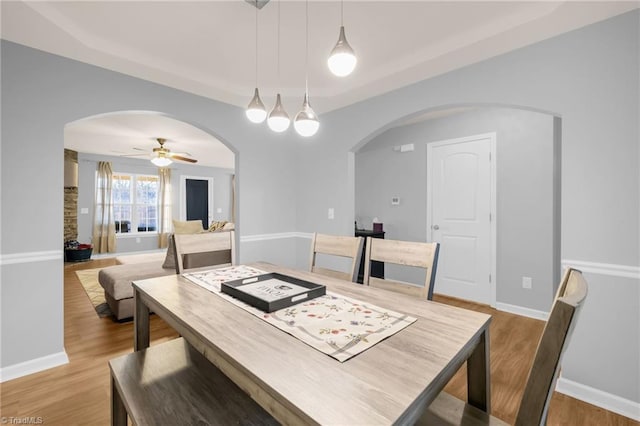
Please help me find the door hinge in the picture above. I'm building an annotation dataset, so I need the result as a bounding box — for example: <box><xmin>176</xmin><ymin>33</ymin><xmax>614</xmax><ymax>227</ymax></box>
<box><xmin>489</xmin><ymin>213</ymin><xmax>492</xmax><ymax>222</ymax></box>
<box><xmin>489</xmin><ymin>274</ymin><xmax>492</xmax><ymax>283</ymax></box>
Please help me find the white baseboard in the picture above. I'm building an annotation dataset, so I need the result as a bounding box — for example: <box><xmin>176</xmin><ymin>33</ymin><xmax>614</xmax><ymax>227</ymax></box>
<box><xmin>556</xmin><ymin>377</ymin><xmax>640</xmax><ymax>421</ymax></box>
<box><xmin>0</xmin><ymin>351</ymin><xmax>69</xmax><ymax>383</ymax></box>
<box><xmin>495</xmin><ymin>302</ymin><xmax>548</xmax><ymax>321</ymax></box>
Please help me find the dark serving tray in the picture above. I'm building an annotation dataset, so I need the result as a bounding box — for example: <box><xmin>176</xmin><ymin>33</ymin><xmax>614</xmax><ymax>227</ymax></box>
<box><xmin>221</xmin><ymin>273</ymin><xmax>326</xmax><ymax>313</ymax></box>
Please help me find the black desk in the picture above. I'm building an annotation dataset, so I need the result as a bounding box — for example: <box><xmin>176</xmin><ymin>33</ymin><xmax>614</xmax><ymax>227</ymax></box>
<box><xmin>355</xmin><ymin>229</ymin><xmax>385</xmax><ymax>283</ymax></box>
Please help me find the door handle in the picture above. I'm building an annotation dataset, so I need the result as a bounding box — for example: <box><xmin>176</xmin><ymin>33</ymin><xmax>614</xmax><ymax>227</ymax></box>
<box><xmin>432</xmin><ymin>225</ymin><xmax>440</xmax><ymax>230</ymax></box>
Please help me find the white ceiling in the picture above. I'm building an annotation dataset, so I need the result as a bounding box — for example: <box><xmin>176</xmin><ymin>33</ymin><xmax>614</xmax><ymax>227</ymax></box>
<box><xmin>65</xmin><ymin>112</ymin><xmax>235</xmax><ymax>169</ymax></box>
<box><xmin>3</xmin><ymin>1</ymin><xmax>638</xmax><ymax>164</ymax></box>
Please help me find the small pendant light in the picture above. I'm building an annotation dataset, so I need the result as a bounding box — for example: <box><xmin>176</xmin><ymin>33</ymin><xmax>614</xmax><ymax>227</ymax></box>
<box><xmin>246</xmin><ymin>0</ymin><xmax>267</xmax><ymax>123</ymax></box>
<box><xmin>268</xmin><ymin>0</ymin><xmax>290</xmax><ymax>132</ymax></box>
<box><xmin>268</xmin><ymin>94</ymin><xmax>290</xmax><ymax>132</ymax></box>
<box><xmin>294</xmin><ymin>0</ymin><xmax>319</xmax><ymax>137</ymax></box>
<box><xmin>328</xmin><ymin>0</ymin><xmax>356</xmax><ymax>77</ymax></box>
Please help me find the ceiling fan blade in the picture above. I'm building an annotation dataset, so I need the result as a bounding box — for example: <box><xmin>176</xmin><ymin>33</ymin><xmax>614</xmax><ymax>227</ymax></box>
<box><xmin>120</xmin><ymin>153</ymin><xmax>149</xmax><ymax>157</ymax></box>
<box><xmin>170</xmin><ymin>154</ymin><xmax>198</xmax><ymax>163</ymax></box>
<box><xmin>132</xmin><ymin>147</ymin><xmax>147</xmax><ymax>152</ymax></box>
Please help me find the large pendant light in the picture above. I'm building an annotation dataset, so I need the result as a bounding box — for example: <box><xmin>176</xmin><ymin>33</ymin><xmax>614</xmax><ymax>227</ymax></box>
<box><xmin>267</xmin><ymin>0</ymin><xmax>290</xmax><ymax>132</ymax></box>
<box><xmin>294</xmin><ymin>0</ymin><xmax>319</xmax><ymax>137</ymax></box>
<box><xmin>328</xmin><ymin>0</ymin><xmax>356</xmax><ymax>77</ymax></box>
<box><xmin>246</xmin><ymin>0</ymin><xmax>267</xmax><ymax>123</ymax></box>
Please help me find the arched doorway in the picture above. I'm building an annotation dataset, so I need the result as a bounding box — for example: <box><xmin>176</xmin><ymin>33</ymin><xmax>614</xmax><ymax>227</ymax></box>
<box><xmin>64</xmin><ymin>110</ymin><xmax>237</xmax><ymax>256</ymax></box>
<box><xmin>352</xmin><ymin>104</ymin><xmax>561</xmax><ymax>312</ymax></box>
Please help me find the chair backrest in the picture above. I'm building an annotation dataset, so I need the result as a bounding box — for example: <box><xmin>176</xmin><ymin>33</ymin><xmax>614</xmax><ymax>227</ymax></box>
<box><xmin>309</xmin><ymin>233</ymin><xmax>364</xmax><ymax>282</ymax></box>
<box><xmin>173</xmin><ymin>230</ymin><xmax>235</xmax><ymax>274</ymax></box>
<box><xmin>515</xmin><ymin>268</ymin><xmax>588</xmax><ymax>426</ymax></box>
<box><xmin>363</xmin><ymin>237</ymin><xmax>440</xmax><ymax>300</ymax></box>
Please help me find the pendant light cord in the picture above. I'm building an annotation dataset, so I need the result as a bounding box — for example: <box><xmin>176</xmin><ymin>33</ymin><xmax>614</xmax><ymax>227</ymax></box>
<box><xmin>254</xmin><ymin>0</ymin><xmax>258</xmax><ymax>87</ymax></box>
<box><xmin>305</xmin><ymin>0</ymin><xmax>309</xmax><ymax>95</ymax></box>
<box><xmin>277</xmin><ymin>0</ymin><xmax>281</xmax><ymax>86</ymax></box>
<box><xmin>340</xmin><ymin>0</ymin><xmax>344</xmax><ymax>26</ymax></box>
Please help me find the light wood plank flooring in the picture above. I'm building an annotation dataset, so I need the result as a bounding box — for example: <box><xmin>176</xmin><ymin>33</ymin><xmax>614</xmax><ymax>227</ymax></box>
<box><xmin>0</xmin><ymin>259</ymin><xmax>637</xmax><ymax>425</ymax></box>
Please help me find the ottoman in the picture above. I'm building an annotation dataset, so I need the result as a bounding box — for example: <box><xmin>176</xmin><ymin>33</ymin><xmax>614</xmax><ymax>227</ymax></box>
<box><xmin>99</xmin><ymin>260</ymin><xmax>174</xmax><ymax>320</ymax></box>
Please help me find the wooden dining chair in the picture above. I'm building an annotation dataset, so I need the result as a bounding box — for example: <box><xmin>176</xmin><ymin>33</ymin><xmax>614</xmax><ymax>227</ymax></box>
<box><xmin>309</xmin><ymin>233</ymin><xmax>364</xmax><ymax>282</ymax></box>
<box><xmin>363</xmin><ymin>237</ymin><xmax>440</xmax><ymax>300</ymax></box>
<box><xmin>173</xmin><ymin>230</ymin><xmax>235</xmax><ymax>274</ymax></box>
<box><xmin>418</xmin><ymin>267</ymin><xmax>589</xmax><ymax>426</ymax></box>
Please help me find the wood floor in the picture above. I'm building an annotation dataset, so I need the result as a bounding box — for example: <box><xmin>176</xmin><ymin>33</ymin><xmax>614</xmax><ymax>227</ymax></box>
<box><xmin>0</xmin><ymin>259</ymin><xmax>637</xmax><ymax>425</ymax></box>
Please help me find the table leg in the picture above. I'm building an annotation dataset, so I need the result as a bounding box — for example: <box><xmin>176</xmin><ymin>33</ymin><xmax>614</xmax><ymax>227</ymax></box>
<box><xmin>467</xmin><ymin>327</ymin><xmax>491</xmax><ymax>413</ymax></box>
<box><xmin>111</xmin><ymin>375</ymin><xmax>127</xmax><ymax>426</ymax></box>
<box><xmin>134</xmin><ymin>288</ymin><xmax>150</xmax><ymax>351</ymax></box>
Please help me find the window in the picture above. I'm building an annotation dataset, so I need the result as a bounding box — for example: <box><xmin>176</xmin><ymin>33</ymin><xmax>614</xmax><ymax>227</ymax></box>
<box><xmin>112</xmin><ymin>173</ymin><xmax>159</xmax><ymax>234</ymax></box>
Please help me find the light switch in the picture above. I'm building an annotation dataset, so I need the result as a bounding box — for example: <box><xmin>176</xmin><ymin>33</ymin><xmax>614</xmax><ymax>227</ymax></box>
<box><xmin>216</xmin><ymin>208</ymin><xmax>222</xmax><ymax>213</ymax></box>
<box><xmin>328</xmin><ymin>208</ymin><xmax>335</xmax><ymax>220</ymax></box>
<box><xmin>80</xmin><ymin>207</ymin><xmax>89</xmax><ymax>214</ymax></box>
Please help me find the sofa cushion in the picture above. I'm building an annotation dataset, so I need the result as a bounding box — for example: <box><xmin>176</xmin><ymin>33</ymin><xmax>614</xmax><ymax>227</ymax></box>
<box><xmin>207</xmin><ymin>220</ymin><xmax>228</xmax><ymax>232</ymax></box>
<box><xmin>173</xmin><ymin>219</ymin><xmax>204</xmax><ymax>234</ymax></box>
<box><xmin>99</xmin><ymin>262</ymin><xmax>174</xmax><ymax>300</ymax></box>
<box><xmin>116</xmin><ymin>251</ymin><xmax>167</xmax><ymax>265</ymax></box>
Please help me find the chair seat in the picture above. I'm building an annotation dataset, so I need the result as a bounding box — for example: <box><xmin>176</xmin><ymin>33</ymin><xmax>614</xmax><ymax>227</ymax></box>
<box><xmin>418</xmin><ymin>392</ymin><xmax>509</xmax><ymax>426</ymax></box>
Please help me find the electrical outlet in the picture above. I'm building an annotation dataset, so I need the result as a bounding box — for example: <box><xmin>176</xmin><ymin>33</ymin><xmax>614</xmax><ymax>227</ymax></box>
<box><xmin>136</xmin><ymin>237</ymin><xmax>141</xmax><ymax>243</ymax></box>
<box><xmin>522</xmin><ymin>276</ymin><xmax>532</xmax><ymax>289</ymax></box>
<box><xmin>328</xmin><ymin>208</ymin><xmax>335</xmax><ymax>220</ymax></box>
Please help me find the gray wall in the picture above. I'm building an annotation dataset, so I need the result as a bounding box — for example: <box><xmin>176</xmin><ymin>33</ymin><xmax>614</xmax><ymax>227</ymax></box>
<box><xmin>76</xmin><ymin>152</ymin><xmax>234</xmax><ymax>253</ymax></box>
<box><xmin>0</xmin><ymin>39</ymin><xmax>299</xmax><ymax>370</ymax></box>
<box><xmin>294</xmin><ymin>11</ymin><xmax>639</xmax><ymax>407</ymax></box>
<box><xmin>355</xmin><ymin>107</ymin><xmax>556</xmax><ymax>312</ymax></box>
<box><xmin>1</xmin><ymin>8</ymin><xmax>638</xmax><ymax>414</ymax></box>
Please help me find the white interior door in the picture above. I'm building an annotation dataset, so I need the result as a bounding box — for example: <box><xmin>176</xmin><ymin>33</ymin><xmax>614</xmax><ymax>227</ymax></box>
<box><xmin>427</xmin><ymin>133</ymin><xmax>496</xmax><ymax>305</ymax></box>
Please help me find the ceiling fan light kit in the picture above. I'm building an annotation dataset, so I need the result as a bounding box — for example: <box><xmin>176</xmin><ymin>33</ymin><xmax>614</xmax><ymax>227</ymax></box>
<box><xmin>151</xmin><ymin>155</ymin><xmax>173</xmax><ymax>167</ymax></box>
<box><xmin>245</xmin><ymin>0</ymin><xmax>356</xmax><ymax>136</ymax></box>
<box><xmin>141</xmin><ymin>138</ymin><xmax>197</xmax><ymax>167</ymax></box>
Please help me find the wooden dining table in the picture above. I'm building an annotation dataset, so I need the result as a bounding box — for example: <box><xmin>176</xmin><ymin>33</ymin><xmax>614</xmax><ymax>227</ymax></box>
<box><xmin>132</xmin><ymin>262</ymin><xmax>492</xmax><ymax>425</ymax></box>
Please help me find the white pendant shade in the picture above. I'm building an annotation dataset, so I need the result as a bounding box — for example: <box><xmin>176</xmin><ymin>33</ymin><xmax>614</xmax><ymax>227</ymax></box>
<box><xmin>151</xmin><ymin>156</ymin><xmax>172</xmax><ymax>167</ymax></box>
<box><xmin>328</xmin><ymin>26</ymin><xmax>357</xmax><ymax>77</ymax></box>
<box><xmin>246</xmin><ymin>88</ymin><xmax>267</xmax><ymax>123</ymax></box>
<box><xmin>294</xmin><ymin>94</ymin><xmax>319</xmax><ymax>137</ymax></box>
<box><xmin>267</xmin><ymin>93</ymin><xmax>290</xmax><ymax>132</ymax></box>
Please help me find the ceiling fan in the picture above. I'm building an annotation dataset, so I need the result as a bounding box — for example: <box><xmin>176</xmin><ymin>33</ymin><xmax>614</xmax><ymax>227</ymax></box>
<box><xmin>127</xmin><ymin>138</ymin><xmax>198</xmax><ymax>167</ymax></box>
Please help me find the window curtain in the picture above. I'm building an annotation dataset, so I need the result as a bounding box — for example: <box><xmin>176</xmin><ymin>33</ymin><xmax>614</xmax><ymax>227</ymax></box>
<box><xmin>158</xmin><ymin>167</ymin><xmax>172</xmax><ymax>248</ymax></box>
<box><xmin>92</xmin><ymin>161</ymin><xmax>116</xmax><ymax>253</ymax></box>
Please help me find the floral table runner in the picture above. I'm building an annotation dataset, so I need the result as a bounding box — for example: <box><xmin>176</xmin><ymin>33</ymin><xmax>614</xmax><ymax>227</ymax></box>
<box><xmin>183</xmin><ymin>265</ymin><xmax>417</xmax><ymax>362</ymax></box>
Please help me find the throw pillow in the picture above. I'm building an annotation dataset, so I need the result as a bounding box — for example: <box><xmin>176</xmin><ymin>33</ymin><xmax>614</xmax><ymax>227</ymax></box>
<box><xmin>208</xmin><ymin>220</ymin><xmax>228</xmax><ymax>232</ymax></box>
<box><xmin>173</xmin><ymin>219</ymin><xmax>204</xmax><ymax>234</ymax></box>
<box><xmin>162</xmin><ymin>234</ymin><xmax>176</xmax><ymax>269</ymax></box>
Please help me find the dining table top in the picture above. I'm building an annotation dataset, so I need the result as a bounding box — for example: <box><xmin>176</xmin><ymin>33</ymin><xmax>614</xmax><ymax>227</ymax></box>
<box><xmin>132</xmin><ymin>261</ymin><xmax>492</xmax><ymax>425</ymax></box>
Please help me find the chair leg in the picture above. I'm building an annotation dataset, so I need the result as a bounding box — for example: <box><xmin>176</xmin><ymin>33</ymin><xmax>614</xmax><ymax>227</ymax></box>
<box><xmin>111</xmin><ymin>376</ymin><xmax>127</xmax><ymax>426</ymax></box>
